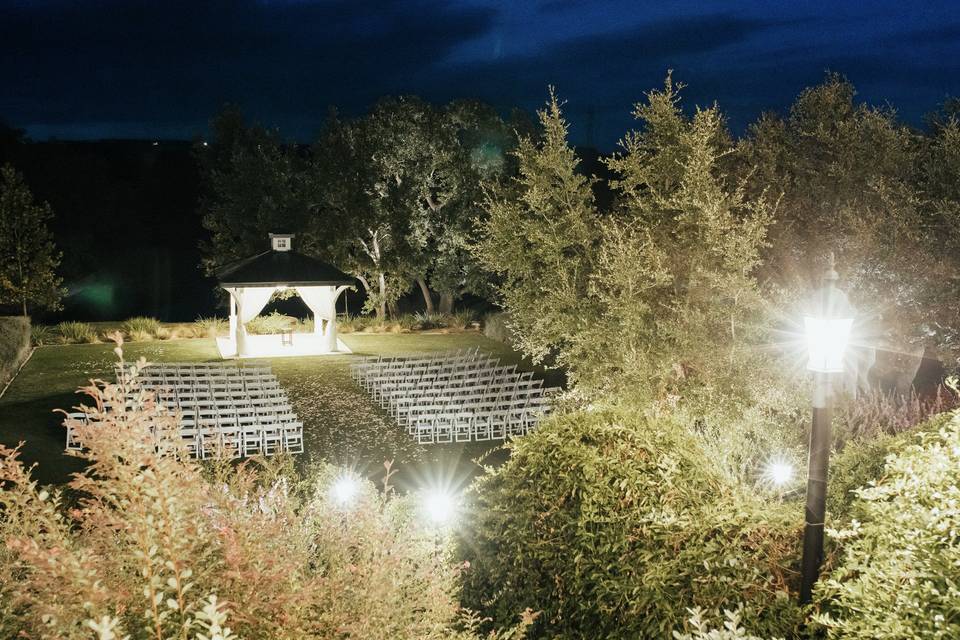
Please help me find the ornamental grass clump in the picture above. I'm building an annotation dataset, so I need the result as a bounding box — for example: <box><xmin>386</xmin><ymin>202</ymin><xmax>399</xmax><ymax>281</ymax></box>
<box><xmin>459</xmin><ymin>405</ymin><xmax>804</xmax><ymax>639</ymax></box>
<box><xmin>56</xmin><ymin>320</ymin><xmax>98</xmax><ymax>344</ymax></box>
<box><xmin>813</xmin><ymin>411</ymin><xmax>960</xmax><ymax>639</ymax></box>
<box><xmin>121</xmin><ymin>316</ymin><xmax>162</xmax><ymax>338</ymax></box>
<box><xmin>192</xmin><ymin>316</ymin><xmax>226</xmax><ymax>338</ymax></box>
<box><xmin>0</xmin><ymin>334</ymin><xmax>532</xmax><ymax>640</ymax></box>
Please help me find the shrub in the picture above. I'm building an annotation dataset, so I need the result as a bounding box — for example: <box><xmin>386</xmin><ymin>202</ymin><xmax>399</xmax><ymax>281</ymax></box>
<box><xmin>121</xmin><ymin>316</ymin><xmax>161</xmax><ymax>337</ymax></box>
<box><xmin>674</xmin><ymin>608</ymin><xmax>785</xmax><ymax>640</ymax></box>
<box><xmin>447</xmin><ymin>309</ymin><xmax>476</xmax><ymax>331</ymax></box>
<box><xmin>827</xmin><ymin>411</ymin><xmax>954</xmax><ymax>515</ymax></box>
<box><xmin>0</xmin><ymin>316</ymin><xmax>31</xmax><ymax>389</ymax></box>
<box><xmin>193</xmin><ymin>316</ymin><xmax>227</xmax><ymax>338</ymax></box>
<box><xmin>459</xmin><ymin>405</ymin><xmax>804</xmax><ymax>639</ymax></box>
<box><xmin>154</xmin><ymin>326</ymin><xmax>172</xmax><ymax>340</ymax></box>
<box><xmin>483</xmin><ymin>311</ymin><xmax>516</xmax><ymax>345</ymax></box>
<box><xmin>29</xmin><ymin>324</ymin><xmax>52</xmax><ymax>346</ymax></box>
<box><xmin>246</xmin><ymin>311</ymin><xmax>296</xmax><ymax>335</ymax></box>
<box><xmin>413</xmin><ymin>311</ymin><xmax>446</xmax><ymax>330</ymax></box>
<box><xmin>397</xmin><ymin>314</ymin><xmax>418</xmax><ymax>332</ymax></box>
<box><xmin>813</xmin><ymin>412</ymin><xmax>960</xmax><ymax>638</ymax></box>
<box><xmin>833</xmin><ymin>385</ymin><xmax>958</xmax><ymax>446</ymax></box>
<box><xmin>55</xmin><ymin>320</ymin><xmax>98</xmax><ymax>344</ymax></box>
<box><xmin>0</xmin><ymin>338</ymin><xmax>531</xmax><ymax>640</ymax></box>
<box><xmin>127</xmin><ymin>328</ymin><xmax>152</xmax><ymax>342</ymax></box>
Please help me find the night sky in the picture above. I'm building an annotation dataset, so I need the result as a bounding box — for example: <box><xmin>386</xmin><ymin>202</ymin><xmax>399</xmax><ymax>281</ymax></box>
<box><xmin>3</xmin><ymin>0</ymin><xmax>960</xmax><ymax>149</ymax></box>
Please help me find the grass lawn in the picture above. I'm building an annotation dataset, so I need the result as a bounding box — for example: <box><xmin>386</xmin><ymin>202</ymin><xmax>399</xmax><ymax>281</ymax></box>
<box><xmin>0</xmin><ymin>332</ymin><xmax>562</xmax><ymax>490</ymax></box>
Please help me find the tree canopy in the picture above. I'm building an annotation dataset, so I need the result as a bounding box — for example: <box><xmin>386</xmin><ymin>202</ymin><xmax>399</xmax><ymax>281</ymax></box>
<box><xmin>0</xmin><ymin>164</ymin><xmax>64</xmax><ymax>316</ymax></box>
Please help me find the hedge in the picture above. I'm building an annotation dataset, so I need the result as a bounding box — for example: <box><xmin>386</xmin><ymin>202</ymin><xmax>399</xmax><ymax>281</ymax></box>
<box><xmin>458</xmin><ymin>405</ymin><xmax>805</xmax><ymax>639</ymax></box>
<box><xmin>0</xmin><ymin>316</ymin><xmax>31</xmax><ymax>392</ymax></box>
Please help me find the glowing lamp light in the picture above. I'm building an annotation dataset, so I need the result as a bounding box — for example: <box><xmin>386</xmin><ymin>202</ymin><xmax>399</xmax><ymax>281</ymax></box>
<box><xmin>803</xmin><ymin>315</ymin><xmax>853</xmax><ymax>373</ymax></box>
<box><xmin>764</xmin><ymin>459</ymin><xmax>794</xmax><ymax>487</ymax></box>
<box><xmin>803</xmin><ymin>260</ymin><xmax>854</xmax><ymax>374</ymax></box>
<box><xmin>422</xmin><ymin>489</ymin><xmax>459</xmax><ymax>527</ymax></box>
<box><xmin>330</xmin><ymin>474</ymin><xmax>360</xmax><ymax>507</ymax></box>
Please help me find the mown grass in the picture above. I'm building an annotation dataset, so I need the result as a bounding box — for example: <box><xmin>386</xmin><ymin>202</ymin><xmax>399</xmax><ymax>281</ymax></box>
<box><xmin>0</xmin><ymin>333</ymin><xmax>561</xmax><ymax>489</ymax></box>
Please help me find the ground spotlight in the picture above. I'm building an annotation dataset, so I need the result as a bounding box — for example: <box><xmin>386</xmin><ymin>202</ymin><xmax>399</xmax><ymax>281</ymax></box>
<box><xmin>422</xmin><ymin>488</ymin><xmax>459</xmax><ymax>527</ymax></box>
<box><xmin>330</xmin><ymin>473</ymin><xmax>361</xmax><ymax>507</ymax></box>
<box><xmin>764</xmin><ymin>457</ymin><xmax>794</xmax><ymax>487</ymax></box>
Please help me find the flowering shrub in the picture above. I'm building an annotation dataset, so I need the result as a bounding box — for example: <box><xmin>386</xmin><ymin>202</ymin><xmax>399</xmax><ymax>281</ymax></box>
<box><xmin>813</xmin><ymin>412</ymin><xmax>960</xmax><ymax>639</ymax></box>
<box><xmin>0</xmin><ymin>335</ymin><xmax>531</xmax><ymax>639</ymax></box>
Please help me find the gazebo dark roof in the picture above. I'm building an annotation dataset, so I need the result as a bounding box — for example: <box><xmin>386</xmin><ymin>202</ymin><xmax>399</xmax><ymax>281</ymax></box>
<box><xmin>217</xmin><ymin>249</ymin><xmax>355</xmax><ymax>287</ymax></box>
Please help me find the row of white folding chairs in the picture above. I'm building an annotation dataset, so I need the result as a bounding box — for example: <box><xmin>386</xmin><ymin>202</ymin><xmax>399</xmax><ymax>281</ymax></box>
<box><xmin>391</xmin><ymin>389</ymin><xmax>543</xmax><ymax>426</ymax></box>
<box><xmin>65</xmin><ymin>410</ymin><xmax>303</xmax><ymax>458</ymax></box>
<box><xmin>371</xmin><ymin>366</ymin><xmax>516</xmax><ymax>405</ymax></box>
<box><xmin>357</xmin><ymin>353</ymin><xmax>493</xmax><ymax>383</ymax></box>
<box><xmin>351</xmin><ymin>349</ymin><xmax>483</xmax><ymax>384</ymax></box>
<box><xmin>410</xmin><ymin>402</ymin><xmax>551</xmax><ymax>444</ymax></box>
<box><xmin>367</xmin><ymin>359</ymin><xmax>505</xmax><ymax>392</ymax></box>
<box><xmin>397</xmin><ymin>390</ymin><xmax>550</xmax><ymax>428</ymax></box>
<box><xmin>150</xmin><ymin>384</ymin><xmax>285</xmax><ymax>403</ymax></box>
<box><xmin>389</xmin><ymin>380</ymin><xmax>545</xmax><ymax>423</ymax></box>
<box><xmin>378</xmin><ymin>368</ymin><xmax>534</xmax><ymax>401</ymax></box>
<box><xmin>178</xmin><ymin>420</ymin><xmax>303</xmax><ymax>458</ymax></box>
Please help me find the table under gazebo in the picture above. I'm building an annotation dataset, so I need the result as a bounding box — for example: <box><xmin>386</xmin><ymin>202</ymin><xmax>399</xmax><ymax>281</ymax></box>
<box><xmin>215</xmin><ymin>233</ymin><xmax>355</xmax><ymax>359</ymax></box>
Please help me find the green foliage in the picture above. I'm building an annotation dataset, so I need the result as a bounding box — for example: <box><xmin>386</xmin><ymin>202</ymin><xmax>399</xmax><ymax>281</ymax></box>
<box><xmin>476</xmin><ymin>88</ymin><xmax>599</xmax><ymax>367</ymax></box>
<box><xmin>413</xmin><ymin>310</ymin><xmax>446</xmax><ymax>330</ymax></box>
<box><xmin>478</xmin><ymin>78</ymin><xmax>774</xmax><ymax>402</ymax></box>
<box><xmin>245</xmin><ymin>310</ymin><xmax>298</xmax><ymax>335</ymax></box>
<box><xmin>0</xmin><ymin>315</ymin><xmax>30</xmax><ymax>389</ymax></box>
<box><xmin>121</xmin><ymin>316</ymin><xmax>161</xmax><ymax>338</ymax></box>
<box><xmin>55</xmin><ymin>320</ymin><xmax>98</xmax><ymax>344</ymax></box>
<box><xmin>813</xmin><ymin>412</ymin><xmax>960</xmax><ymax>638</ymax></box>
<box><xmin>0</xmin><ymin>344</ymin><xmax>531</xmax><ymax>640</ymax></box>
<box><xmin>28</xmin><ymin>323</ymin><xmax>52</xmax><ymax>346</ymax></box>
<box><xmin>674</xmin><ymin>608</ymin><xmax>785</xmax><ymax>640</ymax></box>
<box><xmin>193</xmin><ymin>316</ymin><xmax>227</xmax><ymax>338</ymax></box>
<box><xmin>0</xmin><ymin>164</ymin><xmax>64</xmax><ymax>316</ymax></box>
<box><xmin>197</xmin><ymin>108</ymin><xmax>311</xmax><ymax>275</ymax></box>
<box><xmin>482</xmin><ymin>311</ymin><xmax>516</xmax><ymax>346</ymax></box>
<box><xmin>743</xmin><ymin>73</ymin><xmax>960</xmax><ymax>360</ymax></box>
<box><xmin>827</xmin><ymin>412</ymin><xmax>954</xmax><ymax>515</ymax></box>
<box><xmin>460</xmin><ymin>405</ymin><xmax>804</xmax><ymax>639</ymax></box>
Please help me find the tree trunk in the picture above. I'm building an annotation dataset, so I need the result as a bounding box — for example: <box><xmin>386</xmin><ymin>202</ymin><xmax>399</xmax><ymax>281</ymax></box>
<box><xmin>21</xmin><ymin>297</ymin><xmax>27</xmax><ymax>317</ymax></box>
<box><xmin>377</xmin><ymin>272</ymin><xmax>387</xmax><ymax>320</ymax></box>
<box><xmin>438</xmin><ymin>292</ymin><xmax>454</xmax><ymax>314</ymax></box>
<box><xmin>416</xmin><ymin>278</ymin><xmax>435</xmax><ymax>314</ymax></box>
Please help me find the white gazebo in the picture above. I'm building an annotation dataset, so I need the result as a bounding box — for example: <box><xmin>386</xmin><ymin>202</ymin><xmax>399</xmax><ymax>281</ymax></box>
<box><xmin>216</xmin><ymin>233</ymin><xmax>355</xmax><ymax>359</ymax></box>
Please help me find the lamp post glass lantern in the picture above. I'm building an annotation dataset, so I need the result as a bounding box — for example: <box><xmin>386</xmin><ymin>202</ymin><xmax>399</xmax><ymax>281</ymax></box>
<box><xmin>799</xmin><ymin>256</ymin><xmax>854</xmax><ymax>604</ymax></box>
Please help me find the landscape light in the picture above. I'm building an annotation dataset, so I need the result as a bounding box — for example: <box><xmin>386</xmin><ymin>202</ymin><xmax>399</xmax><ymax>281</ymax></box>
<box><xmin>764</xmin><ymin>458</ymin><xmax>793</xmax><ymax>487</ymax></box>
<box><xmin>803</xmin><ymin>258</ymin><xmax>854</xmax><ymax>373</ymax></box>
<box><xmin>799</xmin><ymin>254</ymin><xmax>855</xmax><ymax>605</ymax></box>
<box><xmin>330</xmin><ymin>473</ymin><xmax>360</xmax><ymax>507</ymax></box>
<box><xmin>422</xmin><ymin>488</ymin><xmax>459</xmax><ymax>527</ymax></box>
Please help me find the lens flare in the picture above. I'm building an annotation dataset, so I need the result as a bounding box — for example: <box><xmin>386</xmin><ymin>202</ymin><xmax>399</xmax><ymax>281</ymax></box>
<box><xmin>330</xmin><ymin>474</ymin><xmax>360</xmax><ymax>507</ymax></box>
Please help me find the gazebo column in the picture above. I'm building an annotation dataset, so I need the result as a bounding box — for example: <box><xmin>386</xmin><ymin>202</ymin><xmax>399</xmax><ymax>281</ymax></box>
<box><xmin>228</xmin><ymin>290</ymin><xmax>238</xmax><ymax>354</ymax></box>
<box><xmin>326</xmin><ymin>285</ymin><xmax>351</xmax><ymax>352</ymax></box>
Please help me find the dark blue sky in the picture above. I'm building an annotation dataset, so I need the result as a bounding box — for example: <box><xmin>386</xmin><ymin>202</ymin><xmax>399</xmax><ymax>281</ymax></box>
<box><xmin>3</xmin><ymin>0</ymin><xmax>960</xmax><ymax>149</ymax></box>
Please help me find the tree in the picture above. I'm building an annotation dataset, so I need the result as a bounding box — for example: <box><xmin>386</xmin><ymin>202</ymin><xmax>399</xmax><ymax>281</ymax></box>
<box><xmin>197</xmin><ymin>107</ymin><xmax>311</xmax><ymax>275</ymax></box>
<box><xmin>740</xmin><ymin>74</ymin><xmax>955</xmax><ymax>363</ymax></box>
<box><xmin>475</xmin><ymin>88</ymin><xmax>599</xmax><ymax>366</ymax></box>
<box><xmin>309</xmin><ymin>109</ymin><xmax>413</xmax><ymax>319</ymax></box>
<box><xmin>0</xmin><ymin>164</ymin><xmax>64</xmax><ymax>316</ymax></box>
<box><xmin>478</xmin><ymin>79</ymin><xmax>773</xmax><ymax>399</ymax></box>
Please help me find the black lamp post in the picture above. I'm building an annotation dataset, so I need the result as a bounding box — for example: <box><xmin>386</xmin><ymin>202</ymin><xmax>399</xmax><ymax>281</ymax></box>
<box><xmin>799</xmin><ymin>254</ymin><xmax>854</xmax><ymax>604</ymax></box>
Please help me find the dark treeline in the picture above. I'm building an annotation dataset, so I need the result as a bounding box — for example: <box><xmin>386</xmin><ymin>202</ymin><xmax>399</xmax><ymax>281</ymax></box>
<box><xmin>0</xmin><ymin>132</ymin><xmax>213</xmax><ymax>321</ymax></box>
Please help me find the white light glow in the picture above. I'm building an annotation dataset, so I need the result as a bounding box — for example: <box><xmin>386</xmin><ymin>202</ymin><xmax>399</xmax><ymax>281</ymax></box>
<box><xmin>330</xmin><ymin>474</ymin><xmax>360</xmax><ymax>507</ymax></box>
<box><xmin>764</xmin><ymin>458</ymin><xmax>794</xmax><ymax>487</ymax></box>
<box><xmin>804</xmin><ymin>316</ymin><xmax>853</xmax><ymax>373</ymax></box>
<box><xmin>422</xmin><ymin>489</ymin><xmax>458</xmax><ymax>526</ymax></box>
